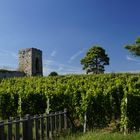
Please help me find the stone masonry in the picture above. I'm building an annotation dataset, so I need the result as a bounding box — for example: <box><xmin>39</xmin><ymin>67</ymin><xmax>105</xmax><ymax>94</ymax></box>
<box><xmin>19</xmin><ymin>48</ymin><xmax>43</xmax><ymax>76</ymax></box>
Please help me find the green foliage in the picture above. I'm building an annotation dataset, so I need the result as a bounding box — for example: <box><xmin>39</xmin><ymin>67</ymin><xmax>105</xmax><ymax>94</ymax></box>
<box><xmin>124</xmin><ymin>37</ymin><xmax>140</xmax><ymax>56</ymax></box>
<box><xmin>21</xmin><ymin>93</ymin><xmax>47</xmax><ymax>116</ymax></box>
<box><xmin>0</xmin><ymin>69</ymin><xmax>19</xmax><ymax>73</ymax></box>
<box><xmin>49</xmin><ymin>71</ymin><xmax>58</xmax><ymax>76</ymax></box>
<box><xmin>0</xmin><ymin>93</ymin><xmax>18</xmax><ymax>119</ymax></box>
<box><xmin>81</xmin><ymin>46</ymin><xmax>109</xmax><ymax>74</ymax></box>
<box><xmin>57</xmin><ymin>131</ymin><xmax>140</xmax><ymax>140</ymax></box>
<box><xmin>127</xmin><ymin>95</ymin><xmax>140</xmax><ymax>131</ymax></box>
<box><xmin>0</xmin><ymin>74</ymin><xmax>140</xmax><ymax>132</ymax></box>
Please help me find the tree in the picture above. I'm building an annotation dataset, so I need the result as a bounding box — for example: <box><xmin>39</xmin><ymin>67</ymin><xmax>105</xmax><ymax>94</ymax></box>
<box><xmin>80</xmin><ymin>46</ymin><xmax>109</xmax><ymax>74</ymax></box>
<box><xmin>124</xmin><ymin>37</ymin><xmax>140</xmax><ymax>56</ymax></box>
<box><xmin>49</xmin><ymin>71</ymin><xmax>58</xmax><ymax>76</ymax></box>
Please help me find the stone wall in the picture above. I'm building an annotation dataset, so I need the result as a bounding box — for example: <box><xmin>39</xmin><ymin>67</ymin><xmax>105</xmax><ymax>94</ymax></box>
<box><xmin>19</xmin><ymin>48</ymin><xmax>32</xmax><ymax>76</ymax></box>
<box><xmin>0</xmin><ymin>71</ymin><xmax>25</xmax><ymax>78</ymax></box>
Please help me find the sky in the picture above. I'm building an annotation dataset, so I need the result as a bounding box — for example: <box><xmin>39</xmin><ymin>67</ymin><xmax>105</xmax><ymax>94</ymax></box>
<box><xmin>0</xmin><ymin>0</ymin><xmax>140</xmax><ymax>75</ymax></box>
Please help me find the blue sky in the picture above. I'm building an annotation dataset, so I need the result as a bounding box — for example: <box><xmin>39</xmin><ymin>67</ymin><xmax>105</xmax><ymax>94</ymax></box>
<box><xmin>0</xmin><ymin>0</ymin><xmax>140</xmax><ymax>75</ymax></box>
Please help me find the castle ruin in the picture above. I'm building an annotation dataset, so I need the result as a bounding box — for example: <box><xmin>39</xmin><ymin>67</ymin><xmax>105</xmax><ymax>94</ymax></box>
<box><xmin>0</xmin><ymin>48</ymin><xmax>43</xmax><ymax>78</ymax></box>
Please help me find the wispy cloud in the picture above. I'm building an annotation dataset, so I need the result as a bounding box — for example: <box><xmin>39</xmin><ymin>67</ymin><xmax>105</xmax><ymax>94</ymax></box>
<box><xmin>57</xmin><ymin>64</ymin><xmax>83</xmax><ymax>74</ymax></box>
<box><xmin>0</xmin><ymin>50</ymin><xmax>18</xmax><ymax>70</ymax></box>
<box><xmin>44</xmin><ymin>60</ymin><xmax>55</xmax><ymax>65</ymax></box>
<box><xmin>43</xmin><ymin>59</ymin><xmax>83</xmax><ymax>75</ymax></box>
<box><xmin>50</xmin><ymin>50</ymin><xmax>57</xmax><ymax>57</ymax></box>
<box><xmin>0</xmin><ymin>50</ymin><xmax>18</xmax><ymax>59</ymax></box>
<box><xmin>124</xmin><ymin>70</ymin><xmax>140</xmax><ymax>73</ymax></box>
<box><xmin>126</xmin><ymin>55</ymin><xmax>140</xmax><ymax>62</ymax></box>
<box><xmin>11</xmin><ymin>52</ymin><xmax>18</xmax><ymax>59</ymax></box>
<box><xmin>0</xmin><ymin>65</ymin><xmax>17</xmax><ymax>71</ymax></box>
<box><xmin>114</xmin><ymin>70</ymin><xmax>140</xmax><ymax>73</ymax></box>
<box><xmin>68</xmin><ymin>48</ymin><xmax>86</xmax><ymax>63</ymax></box>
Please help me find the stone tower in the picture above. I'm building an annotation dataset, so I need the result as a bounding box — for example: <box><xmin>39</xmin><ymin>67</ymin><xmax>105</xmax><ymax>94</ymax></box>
<box><xmin>19</xmin><ymin>48</ymin><xmax>43</xmax><ymax>76</ymax></box>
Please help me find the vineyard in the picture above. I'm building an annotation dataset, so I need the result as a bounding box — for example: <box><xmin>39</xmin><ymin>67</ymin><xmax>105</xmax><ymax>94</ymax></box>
<box><xmin>0</xmin><ymin>73</ymin><xmax>140</xmax><ymax>133</ymax></box>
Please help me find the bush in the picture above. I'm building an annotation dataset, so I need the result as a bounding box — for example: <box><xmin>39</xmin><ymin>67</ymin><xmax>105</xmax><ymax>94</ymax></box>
<box><xmin>0</xmin><ymin>93</ymin><xmax>18</xmax><ymax>119</ymax></box>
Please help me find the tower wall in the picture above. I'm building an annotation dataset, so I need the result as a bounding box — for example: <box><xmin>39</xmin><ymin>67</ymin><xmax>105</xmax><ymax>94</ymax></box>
<box><xmin>19</xmin><ymin>48</ymin><xmax>43</xmax><ymax>76</ymax></box>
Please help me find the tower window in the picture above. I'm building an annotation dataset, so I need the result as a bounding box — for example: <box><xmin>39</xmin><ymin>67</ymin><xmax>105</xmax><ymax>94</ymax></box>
<box><xmin>35</xmin><ymin>57</ymin><xmax>39</xmax><ymax>72</ymax></box>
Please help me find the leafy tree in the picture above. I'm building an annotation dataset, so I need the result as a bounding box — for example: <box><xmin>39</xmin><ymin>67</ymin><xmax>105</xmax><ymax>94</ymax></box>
<box><xmin>81</xmin><ymin>46</ymin><xmax>109</xmax><ymax>74</ymax></box>
<box><xmin>124</xmin><ymin>37</ymin><xmax>140</xmax><ymax>56</ymax></box>
<box><xmin>49</xmin><ymin>71</ymin><xmax>58</xmax><ymax>76</ymax></box>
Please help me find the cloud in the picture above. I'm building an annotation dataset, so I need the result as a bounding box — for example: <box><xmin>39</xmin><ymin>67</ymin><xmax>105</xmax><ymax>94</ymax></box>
<box><xmin>126</xmin><ymin>55</ymin><xmax>140</xmax><ymax>62</ymax></box>
<box><xmin>124</xmin><ymin>70</ymin><xmax>140</xmax><ymax>73</ymax></box>
<box><xmin>50</xmin><ymin>50</ymin><xmax>57</xmax><ymax>57</ymax></box>
<box><xmin>57</xmin><ymin>64</ymin><xmax>83</xmax><ymax>74</ymax></box>
<box><xmin>114</xmin><ymin>70</ymin><xmax>140</xmax><ymax>73</ymax></box>
<box><xmin>11</xmin><ymin>52</ymin><xmax>18</xmax><ymax>59</ymax></box>
<box><xmin>68</xmin><ymin>48</ymin><xmax>86</xmax><ymax>63</ymax></box>
<box><xmin>43</xmin><ymin>59</ymin><xmax>83</xmax><ymax>75</ymax></box>
<box><xmin>44</xmin><ymin>60</ymin><xmax>55</xmax><ymax>65</ymax></box>
<box><xmin>0</xmin><ymin>50</ymin><xmax>18</xmax><ymax>59</ymax></box>
<box><xmin>0</xmin><ymin>65</ymin><xmax>17</xmax><ymax>71</ymax></box>
<box><xmin>0</xmin><ymin>50</ymin><xmax>18</xmax><ymax>70</ymax></box>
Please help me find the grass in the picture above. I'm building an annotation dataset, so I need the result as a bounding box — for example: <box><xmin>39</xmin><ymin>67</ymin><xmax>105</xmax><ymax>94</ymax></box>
<box><xmin>56</xmin><ymin>131</ymin><xmax>140</xmax><ymax>140</ymax></box>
